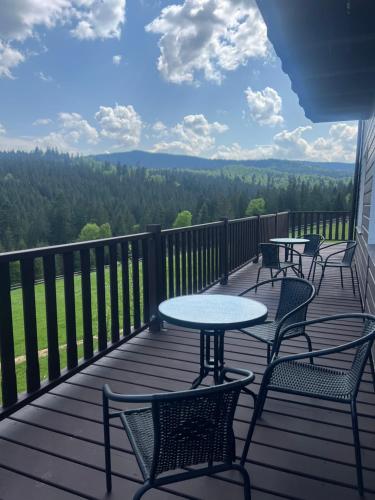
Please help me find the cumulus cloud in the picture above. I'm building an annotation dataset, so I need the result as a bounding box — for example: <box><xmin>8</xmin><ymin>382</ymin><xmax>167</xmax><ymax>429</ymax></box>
<box><xmin>0</xmin><ymin>123</ymin><xmax>6</xmax><ymax>135</ymax></box>
<box><xmin>112</xmin><ymin>54</ymin><xmax>122</xmax><ymax>65</ymax></box>
<box><xmin>0</xmin><ymin>41</ymin><xmax>25</xmax><ymax>78</ymax></box>
<box><xmin>0</xmin><ymin>0</ymin><xmax>71</xmax><ymax>42</ymax></box>
<box><xmin>245</xmin><ymin>86</ymin><xmax>283</xmax><ymax>127</ymax></box>
<box><xmin>146</xmin><ymin>0</ymin><xmax>268</xmax><ymax>84</ymax></box>
<box><xmin>71</xmin><ymin>0</ymin><xmax>126</xmax><ymax>40</ymax></box>
<box><xmin>95</xmin><ymin>104</ymin><xmax>142</xmax><ymax>148</ymax></box>
<box><xmin>214</xmin><ymin>122</ymin><xmax>358</xmax><ymax>162</ymax></box>
<box><xmin>32</xmin><ymin>118</ymin><xmax>52</xmax><ymax>126</ymax></box>
<box><xmin>0</xmin><ymin>0</ymin><xmax>127</xmax><ymax>78</ymax></box>
<box><xmin>58</xmin><ymin>112</ymin><xmax>99</xmax><ymax>144</ymax></box>
<box><xmin>152</xmin><ymin>114</ymin><xmax>228</xmax><ymax>155</ymax></box>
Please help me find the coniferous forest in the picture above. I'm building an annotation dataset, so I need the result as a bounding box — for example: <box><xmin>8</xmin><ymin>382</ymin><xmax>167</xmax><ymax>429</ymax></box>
<box><xmin>0</xmin><ymin>149</ymin><xmax>353</xmax><ymax>252</ymax></box>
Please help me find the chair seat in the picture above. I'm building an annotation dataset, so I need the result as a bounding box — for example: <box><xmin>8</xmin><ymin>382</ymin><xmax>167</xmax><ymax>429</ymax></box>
<box><xmin>121</xmin><ymin>407</ymin><xmax>154</xmax><ymax>479</ymax></box>
<box><xmin>241</xmin><ymin>321</ymin><xmax>279</xmax><ymax>344</ymax></box>
<box><xmin>315</xmin><ymin>260</ymin><xmax>350</xmax><ymax>268</ymax></box>
<box><xmin>268</xmin><ymin>360</ymin><xmax>353</xmax><ymax>401</ymax></box>
<box><xmin>241</xmin><ymin>321</ymin><xmax>304</xmax><ymax>345</ymax></box>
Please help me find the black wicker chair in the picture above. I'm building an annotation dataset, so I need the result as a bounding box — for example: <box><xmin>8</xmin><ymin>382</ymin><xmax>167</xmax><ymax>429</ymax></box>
<box><xmin>256</xmin><ymin>243</ymin><xmax>303</xmax><ymax>285</ymax></box>
<box><xmin>241</xmin><ymin>314</ymin><xmax>375</xmax><ymax>496</ymax></box>
<box><xmin>103</xmin><ymin>367</ymin><xmax>255</xmax><ymax>500</ymax></box>
<box><xmin>238</xmin><ymin>277</ymin><xmax>316</xmax><ymax>363</ymax></box>
<box><xmin>300</xmin><ymin>234</ymin><xmax>325</xmax><ymax>279</ymax></box>
<box><xmin>312</xmin><ymin>240</ymin><xmax>357</xmax><ymax>295</ymax></box>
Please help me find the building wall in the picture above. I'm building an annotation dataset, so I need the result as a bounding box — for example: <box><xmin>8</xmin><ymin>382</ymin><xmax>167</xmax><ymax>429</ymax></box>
<box><xmin>356</xmin><ymin>111</ymin><xmax>375</xmax><ymax>314</ymax></box>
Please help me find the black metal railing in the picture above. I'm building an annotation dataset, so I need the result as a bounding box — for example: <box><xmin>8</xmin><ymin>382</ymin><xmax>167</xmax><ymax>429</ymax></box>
<box><xmin>0</xmin><ymin>211</ymin><xmax>289</xmax><ymax>417</ymax></box>
<box><xmin>288</xmin><ymin>211</ymin><xmax>352</xmax><ymax>240</ymax></box>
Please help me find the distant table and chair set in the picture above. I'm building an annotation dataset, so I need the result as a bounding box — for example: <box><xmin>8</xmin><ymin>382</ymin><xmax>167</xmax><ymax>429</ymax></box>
<box><xmin>102</xmin><ymin>233</ymin><xmax>374</xmax><ymax>499</ymax></box>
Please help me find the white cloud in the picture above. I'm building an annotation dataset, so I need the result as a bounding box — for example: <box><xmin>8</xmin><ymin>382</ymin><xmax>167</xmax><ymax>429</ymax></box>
<box><xmin>58</xmin><ymin>112</ymin><xmax>99</xmax><ymax>144</ymax></box>
<box><xmin>0</xmin><ymin>123</ymin><xmax>6</xmax><ymax>135</ymax></box>
<box><xmin>152</xmin><ymin>114</ymin><xmax>228</xmax><ymax>155</ymax></box>
<box><xmin>245</xmin><ymin>86</ymin><xmax>283</xmax><ymax>127</ymax></box>
<box><xmin>0</xmin><ymin>0</ymin><xmax>127</xmax><ymax>78</ymax></box>
<box><xmin>32</xmin><ymin>118</ymin><xmax>52</xmax><ymax>126</ymax></box>
<box><xmin>272</xmin><ymin>124</ymin><xmax>358</xmax><ymax>162</ymax></box>
<box><xmin>213</xmin><ymin>142</ymin><xmax>276</xmax><ymax>160</ymax></box>
<box><xmin>95</xmin><ymin>104</ymin><xmax>142</xmax><ymax>148</ymax></box>
<box><xmin>71</xmin><ymin>0</ymin><xmax>126</xmax><ymax>40</ymax></box>
<box><xmin>0</xmin><ymin>41</ymin><xmax>25</xmax><ymax>78</ymax></box>
<box><xmin>146</xmin><ymin>0</ymin><xmax>268</xmax><ymax>84</ymax></box>
<box><xmin>213</xmin><ymin>122</ymin><xmax>358</xmax><ymax>162</ymax></box>
<box><xmin>112</xmin><ymin>54</ymin><xmax>122</xmax><ymax>65</ymax></box>
<box><xmin>0</xmin><ymin>0</ymin><xmax>72</xmax><ymax>42</ymax></box>
<box><xmin>38</xmin><ymin>71</ymin><xmax>53</xmax><ymax>82</ymax></box>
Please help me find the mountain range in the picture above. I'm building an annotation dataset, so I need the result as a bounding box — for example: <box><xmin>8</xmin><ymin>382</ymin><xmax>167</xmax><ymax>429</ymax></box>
<box><xmin>93</xmin><ymin>150</ymin><xmax>354</xmax><ymax>178</ymax></box>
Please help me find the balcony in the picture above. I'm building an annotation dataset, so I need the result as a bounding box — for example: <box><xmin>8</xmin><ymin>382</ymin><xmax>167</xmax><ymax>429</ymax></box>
<box><xmin>0</xmin><ymin>211</ymin><xmax>373</xmax><ymax>499</ymax></box>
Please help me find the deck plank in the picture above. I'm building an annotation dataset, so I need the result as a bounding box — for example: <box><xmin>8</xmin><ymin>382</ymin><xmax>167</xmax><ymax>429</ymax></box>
<box><xmin>0</xmin><ymin>245</ymin><xmax>374</xmax><ymax>499</ymax></box>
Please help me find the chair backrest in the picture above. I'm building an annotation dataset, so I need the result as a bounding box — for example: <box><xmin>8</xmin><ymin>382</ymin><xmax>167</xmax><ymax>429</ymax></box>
<box><xmin>342</xmin><ymin>240</ymin><xmax>356</xmax><ymax>265</ymax></box>
<box><xmin>260</xmin><ymin>243</ymin><xmax>280</xmax><ymax>268</ymax></box>
<box><xmin>303</xmin><ymin>234</ymin><xmax>323</xmax><ymax>256</ymax></box>
<box><xmin>275</xmin><ymin>278</ymin><xmax>315</xmax><ymax>330</ymax></box>
<box><xmin>150</xmin><ymin>378</ymin><xmax>246</xmax><ymax>478</ymax></box>
<box><xmin>347</xmin><ymin>318</ymin><xmax>375</xmax><ymax>394</ymax></box>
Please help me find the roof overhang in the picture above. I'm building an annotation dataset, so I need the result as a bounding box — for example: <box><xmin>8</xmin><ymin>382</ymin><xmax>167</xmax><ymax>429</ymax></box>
<box><xmin>256</xmin><ymin>0</ymin><xmax>375</xmax><ymax>122</ymax></box>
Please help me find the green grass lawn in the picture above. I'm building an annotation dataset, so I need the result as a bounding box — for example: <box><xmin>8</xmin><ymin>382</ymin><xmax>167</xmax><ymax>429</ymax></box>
<box><xmin>6</xmin><ymin>262</ymin><xmax>144</xmax><ymax>398</ymax></box>
<box><xmin>290</xmin><ymin>221</ymin><xmax>350</xmax><ymax>241</ymax></box>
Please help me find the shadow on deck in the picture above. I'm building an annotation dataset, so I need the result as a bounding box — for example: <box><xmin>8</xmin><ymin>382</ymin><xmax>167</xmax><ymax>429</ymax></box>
<box><xmin>0</xmin><ymin>245</ymin><xmax>373</xmax><ymax>500</ymax></box>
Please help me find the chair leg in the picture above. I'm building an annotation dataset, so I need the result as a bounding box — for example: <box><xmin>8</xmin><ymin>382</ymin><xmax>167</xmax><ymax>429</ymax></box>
<box><xmin>304</xmin><ymin>333</ymin><xmax>314</xmax><ymax>364</ymax></box>
<box><xmin>232</xmin><ymin>464</ymin><xmax>252</xmax><ymax>500</ymax></box>
<box><xmin>266</xmin><ymin>344</ymin><xmax>271</xmax><ymax>364</ymax></box>
<box><xmin>312</xmin><ymin>259</ymin><xmax>317</xmax><ymax>281</ymax></box>
<box><xmin>270</xmin><ymin>269</ymin><xmax>274</xmax><ymax>286</ymax></box>
<box><xmin>256</xmin><ymin>266</ymin><xmax>261</xmax><ymax>286</ymax></box>
<box><xmin>317</xmin><ymin>264</ymin><xmax>325</xmax><ymax>295</ymax></box>
<box><xmin>307</xmin><ymin>258</ymin><xmax>314</xmax><ymax>280</ymax></box>
<box><xmin>350</xmin><ymin>400</ymin><xmax>364</xmax><ymax>496</ymax></box>
<box><xmin>240</xmin><ymin>385</ymin><xmax>269</xmax><ymax>466</ymax></box>
<box><xmin>102</xmin><ymin>395</ymin><xmax>112</xmax><ymax>492</ymax></box>
<box><xmin>350</xmin><ymin>267</ymin><xmax>356</xmax><ymax>296</ymax></box>
<box><xmin>340</xmin><ymin>267</ymin><xmax>344</xmax><ymax>288</ymax></box>
<box><xmin>369</xmin><ymin>351</ymin><xmax>375</xmax><ymax>393</ymax></box>
<box><xmin>133</xmin><ymin>482</ymin><xmax>152</xmax><ymax>500</ymax></box>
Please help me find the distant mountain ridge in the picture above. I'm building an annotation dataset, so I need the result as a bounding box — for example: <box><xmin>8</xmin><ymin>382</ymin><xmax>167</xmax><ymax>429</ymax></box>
<box><xmin>93</xmin><ymin>150</ymin><xmax>354</xmax><ymax>178</ymax></box>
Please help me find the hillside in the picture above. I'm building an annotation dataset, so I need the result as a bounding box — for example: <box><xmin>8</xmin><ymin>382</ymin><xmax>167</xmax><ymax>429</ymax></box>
<box><xmin>0</xmin><ymin>150</ymin><xmax>353</xmax><ymax>253</ymax></box>
<box><xmin>93</xmin><ymin>150</ymin><xmax>354</xmax><ymax>178</ymax></box>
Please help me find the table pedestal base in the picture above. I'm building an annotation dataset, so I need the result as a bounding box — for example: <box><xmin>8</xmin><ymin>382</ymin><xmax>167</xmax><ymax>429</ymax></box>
<box><xmin>191</xmin><ymin>329</ymin><xmax>225</xmax><ymax>388</ymax></box>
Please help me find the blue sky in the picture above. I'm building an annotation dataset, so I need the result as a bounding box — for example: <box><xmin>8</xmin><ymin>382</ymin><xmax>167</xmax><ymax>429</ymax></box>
<box><xmin>0</xmin><ymin>0</ymin><xmax>357</xmax><ymax>162</ymax></box>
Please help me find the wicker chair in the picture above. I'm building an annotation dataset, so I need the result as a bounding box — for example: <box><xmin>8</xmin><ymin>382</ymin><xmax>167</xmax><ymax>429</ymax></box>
<box><xmin>239</xmin><ymin>277</ymin><xmax>315</xmax><ymax>363</ymax></box>
<box><xmin>312</xmin><ymin>240</ymin><xmax>357</xmax><ymax>295</ymax></box>
<box><xmin>103</xmin><ymin>367</ymin><xmax>255</xmax><ymax>500</ymax></box>
<box><xmin>241</xmin><ymin>314</ymin><xmax>375</xmax><ymax>496</ymax></box>
<box><xmin>256</xmin><ymin>243</ymin><xmax>303</xmax><ymax>285</ymax></box>
<box><xmin>300</xmin><ymin>234</ymin><xmax>325</xmax><ymax>279</ymax></box>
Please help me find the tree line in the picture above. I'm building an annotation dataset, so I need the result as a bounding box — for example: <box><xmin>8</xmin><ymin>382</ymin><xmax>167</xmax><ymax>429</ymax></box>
<box><xmin>0</xmin><ymin>149</ymin><xmax>353</xmax><ymax>252</ymax></box>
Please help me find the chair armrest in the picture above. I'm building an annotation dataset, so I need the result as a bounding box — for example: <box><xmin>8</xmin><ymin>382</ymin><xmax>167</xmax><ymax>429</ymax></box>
<box><xmin>103</xmin><ymin>384</ymin><xmax>157</xmax><ymax>403</ymax></box>
<box><xmin>324</xmin><ymin>245</ymin><xmax>353</xmax><ymax>263</ymax></box>
<box><xmin>269</xmin><ymin>313</ymin><xmax>375</xmax><ymax>370</ymax></box>
<box><xmin>319</xmin><ymin>241</ymin><xmax>345</xmax><ymax>251</ymax></box>
<box><xmin>103</xmin><ymin>368</ymin><xmax>255</xmax><ymax>405</ymax></box>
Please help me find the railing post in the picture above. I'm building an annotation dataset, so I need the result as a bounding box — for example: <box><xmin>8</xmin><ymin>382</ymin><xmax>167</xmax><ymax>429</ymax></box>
<box><xmin>146</xmin><ymin>224</ymin><xmax>163</xmax><ymax>332</ymax></box>
<box><xmin>254</xmin><ymin>215</ymin><xmax>261</xmax><ymax>263</ymax></box>
<box><xmin>220</xmin><ymin>217</ymin><xmax>229</xmax><ymax>285</ymax></box>
<box><xmin>275</xmin><ymin>211</ymin><xmax>278</xmax><ymax>237</ymax></box>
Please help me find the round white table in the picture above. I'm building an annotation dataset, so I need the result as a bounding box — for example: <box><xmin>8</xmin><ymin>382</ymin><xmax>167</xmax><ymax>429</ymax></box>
<box><xmin>159</xmin><ymin>294</ymin><xmax>268</xmax><ymax>387</ymax></box>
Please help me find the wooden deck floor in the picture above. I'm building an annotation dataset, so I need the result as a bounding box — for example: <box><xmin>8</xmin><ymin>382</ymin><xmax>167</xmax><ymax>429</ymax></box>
<box><xmin>0</xmin><ymin>246</ymin><xmax>374</xmax><ymax>500</ymax></box>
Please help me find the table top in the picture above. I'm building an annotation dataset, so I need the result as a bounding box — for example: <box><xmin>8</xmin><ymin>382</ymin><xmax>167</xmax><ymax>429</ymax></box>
<box><xmin>270</xmin><ymin>237</ymin><xmax>309</xmax><ymax>244</ymax></box>
<box><xmin>158</xmin><ymin>294</ymin><xmax>268</xmax><ymax>330</ymax></box>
